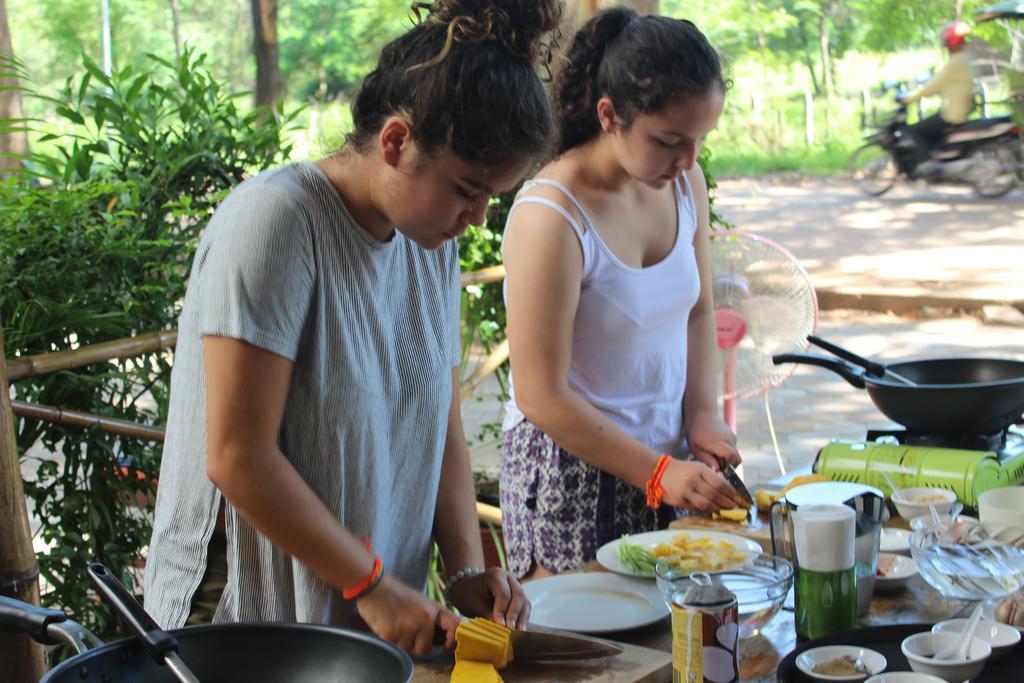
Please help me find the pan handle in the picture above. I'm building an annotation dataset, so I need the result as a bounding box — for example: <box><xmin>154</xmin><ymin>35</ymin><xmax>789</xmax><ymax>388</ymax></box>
<box><xmin>0</xmin><ymin>596</ymin><xmax>103</xmax><ymax>654</ymax></box>
<box><xmin>88</xmin><ymin>563</ymin><xmax>179</xmax><ymax>662</ymax></box>
<box><xmin>772</xmin><ymin>352</ymin><xmax>867</xmax><ymax>389</ymax></box>
<box><xmin>807</xmin><ymin>335</ymin><xmax>888</xmax><ymax>377</ymax></box>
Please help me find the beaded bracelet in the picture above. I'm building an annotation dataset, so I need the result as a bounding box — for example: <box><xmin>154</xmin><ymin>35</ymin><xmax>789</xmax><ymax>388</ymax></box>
<box><xmin>645</xmin><ymin>454</ymin><xmax>672</xmax><ymax>509</ymax></box>
<box><xmin>443</xmin><ymin>566</ymin><xmax>484</xmax><ymax>601</ymax></box>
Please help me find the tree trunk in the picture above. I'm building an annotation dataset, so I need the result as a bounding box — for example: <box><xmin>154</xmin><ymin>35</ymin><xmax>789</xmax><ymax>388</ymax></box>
<box><xmin>0</xmin><ymin>0</ymin><xmax>28</xmax><ymax>174</ymax></box>
<box><xmin>745</xmin><ymin>0</ymin><xmax>771</xmax><ymax>82</ymax></box>
<box><xmin>797</xmin><ymin>16</ymin><xmax>821</xmax><ymax>96</ymax></box>
<box><xmin>579</xmin><ymin>0</ymin><xmax>600</xmax><ymax>19</ymax></box>
<box><xmin>169</xmin><ymin>0</ymin><xmax>182</xmax><ymax>60</ymax></box>
<box><xmin>623</xmin><ymin>0</ymin><xmax>659</xmax><ymax>15</ymax></box>
<box><xmin>818</xmin><ymin>12</ymin><xmax>832</xmax><ymax>97</ymax></box>
<box><xmin>250</xmin><ymin>0</ymin><xmax>283</xmax><ymax>108</ymax></box>
<box><xmin>0</xmin><ymin>323</ymin><xmax>47</xmax><ymax>682</ymax></box>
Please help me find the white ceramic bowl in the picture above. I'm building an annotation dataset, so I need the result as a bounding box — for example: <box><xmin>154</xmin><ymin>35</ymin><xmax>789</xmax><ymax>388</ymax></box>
<box><xmin>978</xmin><ymin>487</ymin><xmax>1024</xmax><ymax>528</ymax></box>
<box><xmin>795</xmin><ymin>645</ymin><xmax>887</xmax><ymax>681</ymax></box>
<box><xmin>891</xmin><ymin>488</ymin><xmax>957</xmax><ymax>522</ymax></box>
<box><xmin>864</xmin><ymin>674</ymin><xmax>947</xmax><ymax>683</ymax></box>
<box><xmin>908</xmin><ymin>514</ymin><xmax>977</xmax><ymax>532</ymax></box>
<box><xmin>873</xmin><ymin>552</ymin><xmax>917</xmax><ymax>592</ymax></box>
<box><xmin>900</xmin><ymin>631</ymin><xmax>991</xmax><ymax>682</ymax></box>
<box><xmin>932</xmin><ymin>616</ymin><xmax>1022</xmax><ymax>659</ymax></box>
<box><xmin>880</xmin><ymin>527</ymin><xmax>912</xmax><ymax>555</ymax></box>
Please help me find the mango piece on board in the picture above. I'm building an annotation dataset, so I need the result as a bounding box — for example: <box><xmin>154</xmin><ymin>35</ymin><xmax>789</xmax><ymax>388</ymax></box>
<box><xmin>754</xmin><ymin>489</ymin><xmax>781</xmax><ymax>510</ymax></box>
<box><xmin>712</xmin><ymin>508</ymin><xmax>750</xmax><ymax>523</ymax></box>
<box><xmin>455</xmin><ymin>618</ymin><xmax>512</xmax><ymax>669</ymax></box>
<box><xmin>467</xmin><ymin>618</ymin><xmax>513</xmax><ymax>666</ymax></box>
<box><xmin>451</xmin><ymin>659</ymin><xmax>504</xmax><ymax>683</ymax></box>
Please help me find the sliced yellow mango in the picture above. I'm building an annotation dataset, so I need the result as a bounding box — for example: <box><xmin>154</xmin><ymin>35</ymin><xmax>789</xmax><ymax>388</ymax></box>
<box><xmin>450</xmin><ymin>659</ymin><xmax>504</xmax><ymax>683</ymax></box>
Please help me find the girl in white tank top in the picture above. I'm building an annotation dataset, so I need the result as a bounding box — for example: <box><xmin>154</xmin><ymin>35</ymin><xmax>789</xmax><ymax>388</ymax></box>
<box><xmin>499</xmin><ymin>9</ymin><xmax>744</xmax><ymax>579</ymax></box>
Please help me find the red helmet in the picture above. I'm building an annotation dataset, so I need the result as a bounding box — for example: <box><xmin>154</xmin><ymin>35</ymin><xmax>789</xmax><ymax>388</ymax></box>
<box><xmin>941</xmin><ymin>21</ymin><xmax>970</xmax><ymax>50</ymax></box>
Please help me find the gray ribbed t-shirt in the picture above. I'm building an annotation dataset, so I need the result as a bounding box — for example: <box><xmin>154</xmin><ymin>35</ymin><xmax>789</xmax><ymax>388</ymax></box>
<box><xmin>144</xmin><ymin>162</ymin><xmax>461</xmax><ymax>628</ymax></box>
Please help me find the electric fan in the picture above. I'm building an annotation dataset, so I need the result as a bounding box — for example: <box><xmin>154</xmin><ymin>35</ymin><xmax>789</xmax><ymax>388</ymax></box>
<box><xmin>709</xmin><ymin>232</ymin><xmax>818</xmax><ymax>460</ymax></box>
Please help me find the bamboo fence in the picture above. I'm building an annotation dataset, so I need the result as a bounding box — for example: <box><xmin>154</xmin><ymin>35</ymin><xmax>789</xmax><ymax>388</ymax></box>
<box><xmin>0</xmin><ymin>324</ymin><xmax>47</xmax><ymax>681</ymax></box>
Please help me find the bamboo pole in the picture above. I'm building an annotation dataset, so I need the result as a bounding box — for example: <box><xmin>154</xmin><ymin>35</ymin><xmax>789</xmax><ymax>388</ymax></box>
<box><xmin>5</xmin><ymin>330</ymin><xmax>177</xmax><ymax>382</ymax></box>
<box><xmin>476</xmin><ymin>501</ymin><xmax>502</xmax><ymax>527</ymax></box>
<box><xmin>460</xmin><ymin>265</ymin><xmax>506</xmax><ymax>288</ymax></box>
<box><xmin>0</xmin><ymin>323</ymin><xmax>47</xmax><ymax>681</ymax></box>
<box><xmin>1</xmin><ymin>268</ymin><xmax>500</xmax><ymax>384</ymax></box>
<box><xmin>460</xmin><ymin>339</ymin><xmax>510</xmax><ymax>402</ymax></box>
<box><xmin>11</xmin><ymin>400</ymin><xmax>165</xmax><ymax>442</ymax></box>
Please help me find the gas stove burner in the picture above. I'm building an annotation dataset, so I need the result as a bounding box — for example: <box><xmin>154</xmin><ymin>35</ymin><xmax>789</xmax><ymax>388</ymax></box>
<box><xmin>866</xmin><ymin>428</ymin><xmax>1009</xmax><ymax>452</ymax></box>
<box><xmin>866</xmin><ymin>424</ymin><xmax>1024</xmax><ymax>461</ymax></box>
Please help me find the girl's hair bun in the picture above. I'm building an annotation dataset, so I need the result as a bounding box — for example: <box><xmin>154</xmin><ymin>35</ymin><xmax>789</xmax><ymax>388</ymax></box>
<box><xmin>413</xmin><ymin>0</ymin><xmax>562</xmax><ymax>65</ymax></box>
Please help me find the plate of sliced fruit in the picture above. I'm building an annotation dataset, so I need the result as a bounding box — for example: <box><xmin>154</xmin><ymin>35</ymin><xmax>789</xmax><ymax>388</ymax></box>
<box><xmin>596</xmin><ymin>530</ymin><xmax>764</xmax><ymax>578</ymax></box>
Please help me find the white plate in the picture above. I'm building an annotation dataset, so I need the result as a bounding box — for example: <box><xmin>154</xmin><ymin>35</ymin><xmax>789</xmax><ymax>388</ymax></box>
<box><xmin>796</xmin><ymin>645</ymin><xmax>887</xmax><ymax>681</ymax></box>
<box><xmin>521</xmin><ymin>573</ymin><xmax>669</xmax><ymax>633</ymax></box>
<box><xmin>596</xmin><ymin>529</ymin><xmax>763</xmax><ymax>578</ymax></box>
<box><xmin>880</xmin><ymin>528</ymin><xmax>911</xmax><ymax>554</ymax></box>
<box><xmin>874</xmin><ymin>552</ymin><xmax>917</xmax><ymax>593</ymax></box>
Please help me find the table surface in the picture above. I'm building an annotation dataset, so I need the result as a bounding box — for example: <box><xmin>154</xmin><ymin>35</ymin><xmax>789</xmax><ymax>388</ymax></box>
<box><xmin>414</xmin><ymin>517</ymin><xmax>983</xmax><ymax>682</ymax></box>
<box><xmin>605</xmin><ymin>568</ymin><xmax>976</xmax><ymax>683</ymax></box>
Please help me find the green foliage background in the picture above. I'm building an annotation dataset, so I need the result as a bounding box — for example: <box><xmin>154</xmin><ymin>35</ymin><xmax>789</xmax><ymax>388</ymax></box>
<box><xmin>4</xmin><ymin>0</ymin><xmax>1022</xmax><ymax>643</ymax></box>
<box><xmin>1</xmin><ymin>49</ymin><xmax>297</xmax><ymax>638</ymax></box>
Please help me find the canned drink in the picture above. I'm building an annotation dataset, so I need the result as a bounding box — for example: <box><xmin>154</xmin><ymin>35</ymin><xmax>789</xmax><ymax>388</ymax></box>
<box><xmin>671</xmin><ymin>573</ymin><xmax>739</xmax><ymax>683</ymax></box>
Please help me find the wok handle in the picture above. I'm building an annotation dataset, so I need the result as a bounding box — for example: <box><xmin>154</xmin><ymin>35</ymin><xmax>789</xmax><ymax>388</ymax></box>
<box><xmin>807</xmin><ymin>335</ymin><xmax>888</xmax><ymax>377</ymax></box>
<box><xmin>88</xmin><ymin>563</ymin><xmax>179</xmax><ymax>661</ymax></box>
<box><xmin>0</xmin><ymin>596</ymin><xmax>103</xmax><ymax>654</ymax></box>
<box><xmin>772</xmin><ymin>352</ymin><xmax>867</xmax><ymax>389</ymax></box>
<box><xmin>0</xmin><ymin>595</ymin><xmax>67</xmax><ymax>645</ymax></box>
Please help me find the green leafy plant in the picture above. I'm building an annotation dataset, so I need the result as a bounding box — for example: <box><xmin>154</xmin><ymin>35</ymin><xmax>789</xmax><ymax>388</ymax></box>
<box><xmin>2</xmin><ymin>47</ymin><xmax>297</xmax><ymax>640</ymax></box>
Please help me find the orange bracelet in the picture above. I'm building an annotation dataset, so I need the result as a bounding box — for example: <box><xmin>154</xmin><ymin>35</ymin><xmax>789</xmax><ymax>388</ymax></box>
<box><xmin>343</xmin><ymin>555</ymin><xmax>383</xmax><ymax>600</ymax></box>
<box><xmin>645</xmin><ymin>454</ymin><xmax>672</xmax><ymax>509</ymax></box>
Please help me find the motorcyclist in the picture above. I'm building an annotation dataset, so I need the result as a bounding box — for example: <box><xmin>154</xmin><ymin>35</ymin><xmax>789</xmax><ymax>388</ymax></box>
<box><xmin>898</xmin><ymin>21</ymin><xmax>977</xmax><ymax>177</ymax></box>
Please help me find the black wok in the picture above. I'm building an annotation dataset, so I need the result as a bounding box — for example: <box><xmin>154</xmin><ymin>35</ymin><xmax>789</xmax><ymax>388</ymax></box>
<box><xmin>0</xmin><ymin>595</ymin><xmax>413</xmax><ymax>682</ymax></box>
<box><xmin>772</xmin><ymin>353</ymin><xmax>1024</xmax><ymax>435</ymax></box>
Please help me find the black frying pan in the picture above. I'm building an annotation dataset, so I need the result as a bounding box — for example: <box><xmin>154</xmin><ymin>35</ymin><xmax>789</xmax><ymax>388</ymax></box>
<box><xmin>0</xmin><ymin>595</ymin><xmax>413</xmax><ymax>682</ymax></box>
<box><xmin>772</xmin><ymin>351</ymin><xmax>1024</xmax><ymax>436</ymax></box>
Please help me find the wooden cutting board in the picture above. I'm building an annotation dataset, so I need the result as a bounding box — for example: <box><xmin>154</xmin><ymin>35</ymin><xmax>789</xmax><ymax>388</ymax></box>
<box><xmin>411</xmin><ymin>638</ymin><xmax>671</xmax><ymax>683</ymax></box>
<box><xmin>669</xmin><ymin>512</ymin><xmax>775</xmax><ymax>553</ymax></box>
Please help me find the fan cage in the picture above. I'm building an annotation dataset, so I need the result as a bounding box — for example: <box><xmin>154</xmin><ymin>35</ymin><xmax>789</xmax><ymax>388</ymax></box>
<box><xmin>710</xmin><ymin>231</ymin><xmax>818</xmax><ymax>400</ymax></box>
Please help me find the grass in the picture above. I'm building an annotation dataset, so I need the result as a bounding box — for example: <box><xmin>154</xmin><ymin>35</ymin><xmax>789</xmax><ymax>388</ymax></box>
<box><xmin>712</xmin><ymin>139</ymin><xmax>862</xmax><ymax>178</ymax></box>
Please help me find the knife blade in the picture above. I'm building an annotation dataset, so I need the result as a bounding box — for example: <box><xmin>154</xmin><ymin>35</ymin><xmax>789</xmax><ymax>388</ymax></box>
<box><xmin>511</xmin><ymin>623</ymin><xmax>622</xmax><ymax>661</ymax></box>
<box><xmin>718</xmin><ymin>457</ymin><xmax>755</xmax><ymax>509</ymax></box>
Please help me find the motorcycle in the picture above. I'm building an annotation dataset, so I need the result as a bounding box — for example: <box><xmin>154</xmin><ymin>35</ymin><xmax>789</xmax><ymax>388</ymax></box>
<box><xmin>850</xmin><ymin>96</ymin><xmax>1023</xmax><ymax>198</ymax></box>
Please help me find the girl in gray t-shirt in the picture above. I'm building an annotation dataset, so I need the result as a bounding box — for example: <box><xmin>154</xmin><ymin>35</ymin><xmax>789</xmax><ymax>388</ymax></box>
<box><xmin>145</xmin><ymin>0</ymin><xmax>563</xmax><ymax>657</ymax></box>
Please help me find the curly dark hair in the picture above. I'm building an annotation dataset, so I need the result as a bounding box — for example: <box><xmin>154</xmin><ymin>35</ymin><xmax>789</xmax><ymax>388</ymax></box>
<box><xmin>347</xmin><ymin>0</ymin><xmax>563</xmax><ymax>166</ymax></box>
<box><xmin>553</xmin><ymin>7</ymin><xmax>726</xmax><ymax>154</ymax></box>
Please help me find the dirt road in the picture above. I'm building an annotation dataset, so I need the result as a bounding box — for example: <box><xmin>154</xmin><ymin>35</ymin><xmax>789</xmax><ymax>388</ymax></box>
<box><xmin>715</xmin><ymin>178</ymin><xmax>1024</xmax><ymax>306</ymax></box>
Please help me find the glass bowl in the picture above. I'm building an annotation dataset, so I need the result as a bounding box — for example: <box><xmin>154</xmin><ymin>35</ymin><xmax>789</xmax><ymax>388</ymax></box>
<box><xmin>909</xmin><ymin>518</ymin><xmax>1024</xmax><ymax>601</ymax></box>
<box><xmin>655</xmin><ymin>551</ymin><xmax>793</xmax><ymax>638</ymax></box>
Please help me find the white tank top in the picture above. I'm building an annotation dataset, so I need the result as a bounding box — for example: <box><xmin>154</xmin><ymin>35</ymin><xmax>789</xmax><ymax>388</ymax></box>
<box><xmin>501</xmin><ymin>175</ymin><xmax>701</xmax><ymax>457</ymax></box>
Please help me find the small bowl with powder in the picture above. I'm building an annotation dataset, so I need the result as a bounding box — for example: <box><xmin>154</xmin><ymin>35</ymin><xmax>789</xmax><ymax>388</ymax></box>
<box><xmin>796</xmin><ymin>645</ymin><xmax>888</xmax><ymax>681</ymax></box>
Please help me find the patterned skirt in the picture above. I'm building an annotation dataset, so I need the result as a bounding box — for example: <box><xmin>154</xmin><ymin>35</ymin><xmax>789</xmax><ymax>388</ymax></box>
<box><xmin>500</xmin><ymin>419</ymin><xmax>678</xmax><ymax>578</ymax></box>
